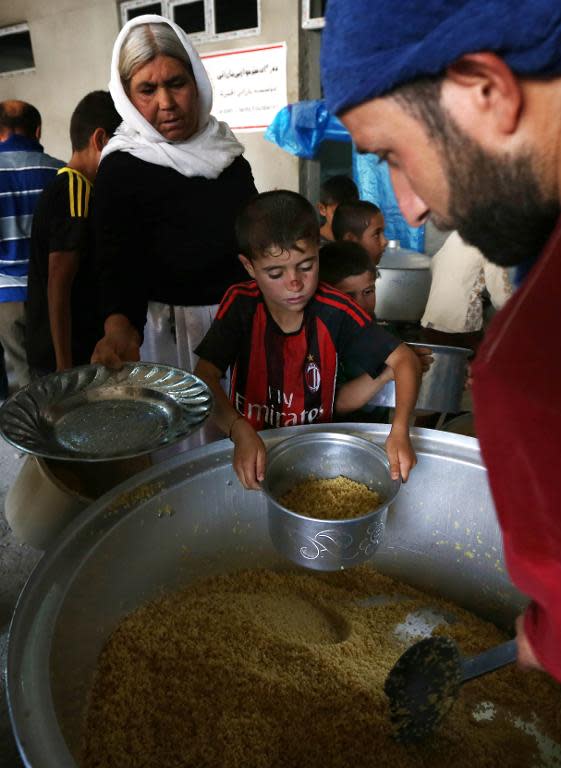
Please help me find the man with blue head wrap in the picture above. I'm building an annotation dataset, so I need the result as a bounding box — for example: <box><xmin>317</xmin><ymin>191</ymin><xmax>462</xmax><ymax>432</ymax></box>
<box><xmin>321</xmin><ymin>0</ymin><xmax>561</xmax><ymax>683</ymax></box>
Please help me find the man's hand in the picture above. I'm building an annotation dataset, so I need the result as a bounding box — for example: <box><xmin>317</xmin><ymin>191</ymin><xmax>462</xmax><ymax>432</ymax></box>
<box><xmin>515</xmin><ymin>614</ymin><xmax>544</xmax><ymax>671</ymax></box>
<box><xmin>91</xmin><ymin>315</ymin><xmax>141</xmax><ymax>369</ymax></box>
<box><xmin>385</xmin><ymin>427</ymin><xmax>417</xmax><ymax>482</ymax></box>
<box><xmin>231</xmin><ymin>418</ymin><xmax>267</xmax><ymax>490</ymax></box>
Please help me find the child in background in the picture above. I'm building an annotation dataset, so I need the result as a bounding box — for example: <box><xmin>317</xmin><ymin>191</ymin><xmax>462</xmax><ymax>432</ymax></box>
<box><xmin>319</xmin><ymin>240</ymin><xmax>432</xmax><ymax>421</ymax></box>
<box><xmin>332</xmin><ymin>200</ymin><xmax>388</xmax><ymax>266</ymax></box>
<box><xmin>195</xmin><ymin>191</ymin><xmax>421</xmax><ymax>490</ymax></box>
<box><xmin>319</xmin><ymin>240</ymin><xmax>378</xmax><ymax>316</ymax></box>
<box><xmin>317</xmin><ymin>175</ymin><xmax>359</xmax><ymax>243</ymax></box>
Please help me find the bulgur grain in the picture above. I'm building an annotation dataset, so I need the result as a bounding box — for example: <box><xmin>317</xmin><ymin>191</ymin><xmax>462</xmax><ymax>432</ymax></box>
<box><xmin>279</xmin><ymin>475</ymin><xmax>381</xmax><ymax>520</ymax></box>
<box><xmin>82</xmin><ymin>567</ymin><xmax>561</xmax><ymax>768</ymax></box>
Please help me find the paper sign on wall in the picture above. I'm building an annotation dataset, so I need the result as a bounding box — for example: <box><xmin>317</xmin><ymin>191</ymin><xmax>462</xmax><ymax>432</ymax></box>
<box><xmin>201</xmin><ymin>42</ymin><xmax>287</xmax><ymax>133</ymax></box>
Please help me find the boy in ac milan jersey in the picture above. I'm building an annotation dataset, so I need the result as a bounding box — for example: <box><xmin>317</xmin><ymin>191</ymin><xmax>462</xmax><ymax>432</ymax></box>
<box><xmin>195</xmin><ymin>190</ymin><xmax>421</xmax><ymax>490</ymax></box>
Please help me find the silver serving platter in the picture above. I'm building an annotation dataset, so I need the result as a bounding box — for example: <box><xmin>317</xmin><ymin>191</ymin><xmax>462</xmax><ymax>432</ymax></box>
<box><xmin>0</xmin><ymin>363</ymin><xmax>213</xmax><ymax>461</ymax></box>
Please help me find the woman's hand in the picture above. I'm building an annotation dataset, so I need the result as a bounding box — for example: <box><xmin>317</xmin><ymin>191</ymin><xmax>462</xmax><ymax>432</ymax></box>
<box><xmin>385</xmin><ymin>426</ymin><xmax>417</xmax><ymax>482</ymax></box>
<box><xmin>231</xmin><ymin>418</ymin><xmax>267</xmax><ymax>490</ymax></box>
<box><xmin>91</xmin><ymin>315</ymin><xmax>141</xmax><ymax>369</ymax></box>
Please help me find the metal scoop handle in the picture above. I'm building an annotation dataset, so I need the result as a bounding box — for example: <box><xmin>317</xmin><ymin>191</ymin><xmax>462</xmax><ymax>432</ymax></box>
<box><xmin>461</xmin><ymin>638</ymin><xmax>518</xmax><ymax>683</ymax></box>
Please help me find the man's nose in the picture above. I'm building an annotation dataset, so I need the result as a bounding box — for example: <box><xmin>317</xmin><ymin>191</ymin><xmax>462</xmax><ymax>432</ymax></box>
<box><xmin>390</xmin><ymin>168</ymin><xmax>430</xmax><ymax>227</ymax></box>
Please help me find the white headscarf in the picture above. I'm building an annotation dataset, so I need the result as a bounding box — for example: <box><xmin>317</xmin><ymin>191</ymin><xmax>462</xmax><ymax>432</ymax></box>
<box><xmin>101</xmin><ymin>14</ymin><xmax>244</xmax><ymax>179</ymax></box>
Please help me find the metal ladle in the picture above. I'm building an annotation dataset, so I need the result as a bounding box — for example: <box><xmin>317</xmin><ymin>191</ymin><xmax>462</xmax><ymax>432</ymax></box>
<box><xmin>384</xmin><ymin>635</ymin><xmax>518</xmax><ymax>743</ymax></box>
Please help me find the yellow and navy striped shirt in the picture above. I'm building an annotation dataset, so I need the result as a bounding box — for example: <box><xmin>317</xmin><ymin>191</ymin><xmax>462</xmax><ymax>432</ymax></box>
<box><xmin>57</xmin><ymin>166</ymin><xmax>92</xmax><ymax>219</ymax></box>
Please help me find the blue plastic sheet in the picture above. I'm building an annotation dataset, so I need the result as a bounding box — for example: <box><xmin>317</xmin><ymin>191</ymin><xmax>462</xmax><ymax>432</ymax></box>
<box><xmin>264</xmin><ymin>100</ymin><xmax>350</xmax><ymax>160</ymax></box>
<box><xmin>353</xmin><ymin>149</ymin><xmax>425</xmax><ymax>253</ymax></box>
<box><xmin>264</xmin><ymin>99</ymin><xmax>424</xmax><ymax>252</ymax></box>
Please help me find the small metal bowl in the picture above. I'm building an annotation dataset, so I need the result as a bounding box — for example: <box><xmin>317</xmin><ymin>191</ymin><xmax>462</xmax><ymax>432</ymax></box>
<box><xmin>262</xmin><ymin>431</ymin><xmax>401</xmax><ymax>571</ymax></box>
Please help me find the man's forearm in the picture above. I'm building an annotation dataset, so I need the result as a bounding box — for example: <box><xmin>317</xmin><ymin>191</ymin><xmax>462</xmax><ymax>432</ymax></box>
<box><xmin>48</xmin><ymin>251</ymin><xmax>80</xmax><ymax>371</ymax></box>
<box><xmin>48</xmin><ymin>277</ymin><xmax>73</xmax><ymax>371</ymax></box>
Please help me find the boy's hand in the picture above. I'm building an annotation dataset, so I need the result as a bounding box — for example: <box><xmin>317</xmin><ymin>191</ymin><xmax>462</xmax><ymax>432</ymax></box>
<box><xmin>410</xmin><ymin>345</ymin><xmax>434</xmax><ymax>373</ymax></box>
<box><xmin>231</xmin><ymin>418</ymin><xmax>267</xmax><ymax>490</ymax></box>
<box><xmin>385</xmin><ymin>427</ymin><xmax>417</xmax><ymax>482</ymax></box>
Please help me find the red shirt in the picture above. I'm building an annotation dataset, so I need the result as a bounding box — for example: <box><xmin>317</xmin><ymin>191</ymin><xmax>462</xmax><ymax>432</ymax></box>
<box><xmin>195</xmin><ymin>280</ymin><xmax>399</xmax><ymax>431</ymax></box>
<box><xmin>472</xmin><ymin>217</ymin><xmax>561</xmax><ymax>682</ymax></box>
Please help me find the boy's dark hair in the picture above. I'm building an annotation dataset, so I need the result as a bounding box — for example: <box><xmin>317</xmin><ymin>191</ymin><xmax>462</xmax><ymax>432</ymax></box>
<box><xmin>319</xmin><ymin>241</ymin><xmax>375</xmax><ymax>286</ymax></box>
<box><xmin>319</xmin><ymin>174</ymin><xmax>359</xmax><ymax>205</ymax></box>
<box><xmin>236</xmin><ymin>190</ymin><xmax>320</xmax><ymax>260</ymax></box>
<box><xmin>332</xmin><ymin>200</ymin><xmax>381</xmax><ymax>240</ymax></box>
<box><xmin>70</xmin><ymin>91</ymin><xmax>121</xmax><ymax>151</ymax></box>
<box><xmin>0</xmin><ymin>101</ymin><xmax>41</xmax><ymax>139</ymax></box>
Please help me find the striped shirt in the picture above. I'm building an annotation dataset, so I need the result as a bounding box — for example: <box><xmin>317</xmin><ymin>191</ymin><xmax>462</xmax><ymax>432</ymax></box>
<box><xmin>195</xmin><ymin>281</ymin><xmax>399</xmax><ymax>430</ymax></box>
<box><xmin>0</xmin><ymin>134</ymin><xmax>63</xmax><ymax>302</ymax></box>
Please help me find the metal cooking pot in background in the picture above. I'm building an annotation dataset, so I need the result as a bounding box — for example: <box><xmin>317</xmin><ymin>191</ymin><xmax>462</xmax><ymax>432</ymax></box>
<box><xmin>370</xmin><ymin>343</ymin><xmax>471</xmax><ymax>413</ymax></box>
<box><xmin>262</xmin><ymin>432</ymin><xmax>400</xmax><ymax>571</ymax></box>
<box><xmin>375</xmin><ymin>240</ymin><xmax>432</xmax><ymax>323</ymax></box>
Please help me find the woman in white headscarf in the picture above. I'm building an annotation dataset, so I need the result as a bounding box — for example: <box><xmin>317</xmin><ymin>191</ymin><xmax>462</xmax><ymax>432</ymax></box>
<box><xmin>91</xmin><ymin>15</ymin><xmax>257</xmax><ymax>373</ymax></box>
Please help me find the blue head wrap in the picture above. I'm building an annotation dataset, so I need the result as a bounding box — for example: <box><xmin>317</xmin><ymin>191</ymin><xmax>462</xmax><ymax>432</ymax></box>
<box><xmin>321</xmin><ymin>0</ymin><xmax>561</xmax><ymax>115</ymax></box>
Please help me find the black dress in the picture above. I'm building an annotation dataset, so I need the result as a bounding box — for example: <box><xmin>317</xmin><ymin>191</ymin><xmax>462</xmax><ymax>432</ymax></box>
<box><xmin>93</xmin><ymin>151</ymin><xmax>258</xmax><ymax>334</ymax></box>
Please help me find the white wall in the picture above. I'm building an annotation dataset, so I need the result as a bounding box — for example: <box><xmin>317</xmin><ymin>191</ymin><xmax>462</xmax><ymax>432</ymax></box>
<box><xmin>0</xmin><ymin>0</ymin><xmax>120</xmax><ymax>161</ymax></box>
<box><xmin>199</xmin><ymin>1</ymin><xmax>301</xmax><ymax>193</ymax></box>
<box><xmin>0</xmin><ymin>0</ymin><xmax>300</xmax><ymax>190</ymax></box>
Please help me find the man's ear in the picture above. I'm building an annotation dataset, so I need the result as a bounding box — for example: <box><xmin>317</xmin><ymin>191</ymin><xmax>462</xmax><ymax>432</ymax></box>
<box><xmin>35</xmin><ymin>124</ymin><xmax>41</xmax><ymax>141</ymax></box>
<box><xmin>238</xmin><ymin>253</ymin><xmax>255</xmax><ymax>278</ymax></box>
<box><xmin>445</xmin><ymin>53</ymin><xmax>522</xmax><ymax>135</ymax></box>
<box><xmin>317</xmin><ymin>202</ymin><xmax>327</xmax><ymax>217</ymax></box>
<box><xmin>343</xmin><ymin>232</ymin><xmax>358</xmax><ymax>243</ymax></box>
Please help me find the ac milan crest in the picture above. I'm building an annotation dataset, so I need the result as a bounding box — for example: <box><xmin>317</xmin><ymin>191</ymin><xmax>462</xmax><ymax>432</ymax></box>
<box><xmin>305</xmin><ymin>359</ymin><xmax>321</xmax><ymax>393</ymax></box>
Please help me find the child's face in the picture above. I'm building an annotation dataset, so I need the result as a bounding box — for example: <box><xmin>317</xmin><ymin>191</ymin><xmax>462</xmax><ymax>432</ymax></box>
<box><xmin>357</xmin><ymin>212</ymin><xmax>388</xmax><ymax>266</ymax></box>
<box><xmin>335</xmin><ymin>271</ymin><xmax>377</xmax><ymax>316</ymax></box>
<box><xmin>318</xmin><ymin>201</ymin><xmax>337</xmax><ymax>227</ymax></box>
<box><xmin>240</xmin><ymin>239</ymin><xmax>319</xmax><ymax>322</ymax></box>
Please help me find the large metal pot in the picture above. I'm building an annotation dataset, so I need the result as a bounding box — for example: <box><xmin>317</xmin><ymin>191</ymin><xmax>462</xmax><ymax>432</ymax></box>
<box><xmin>370</xmin><ymin>343</ymin><xmax>471</xmax><ymax>413</ymax></box>
<box><xmin>376</xmin><ymin>240</ymin><xmax>432</xmax><ymax>322</ymax></box>
<box><xmin>7</xmin><ymin>426</ymin><xmax>532</xmax><ymax>767</ymax></box>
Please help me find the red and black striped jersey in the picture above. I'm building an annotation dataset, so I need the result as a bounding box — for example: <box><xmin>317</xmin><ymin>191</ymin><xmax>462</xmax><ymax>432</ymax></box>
<box><xmin>195</xmin><ymin>281</ymin><xmax>400</xmax><ymax>431</ymax></box>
